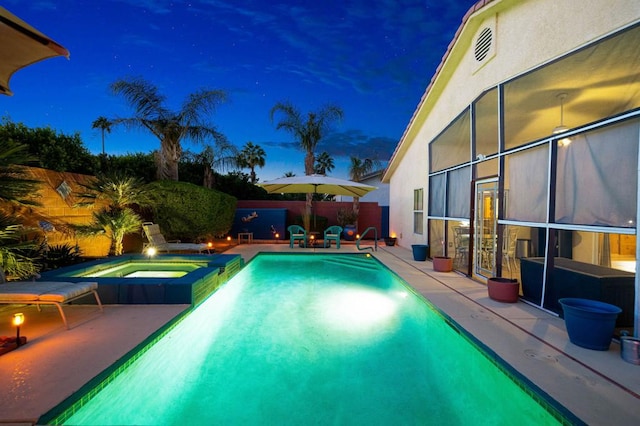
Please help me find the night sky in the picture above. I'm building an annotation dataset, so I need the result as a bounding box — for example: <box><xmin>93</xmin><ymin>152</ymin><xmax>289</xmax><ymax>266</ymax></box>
<box><xmin>2</xmin><ymin>0</ymin><xmax>477</xmax><ymax>180</ymax></box>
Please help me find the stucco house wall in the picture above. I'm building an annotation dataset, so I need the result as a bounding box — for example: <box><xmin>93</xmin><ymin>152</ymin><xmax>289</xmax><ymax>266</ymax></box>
<box><xmin>385</xmin><ymin>0</ymin><xmax>640</xmax><ymax>249</ymax></box>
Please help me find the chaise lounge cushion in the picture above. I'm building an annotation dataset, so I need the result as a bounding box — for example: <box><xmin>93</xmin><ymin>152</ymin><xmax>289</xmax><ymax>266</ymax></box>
<box><xmin>0</xmin><ymin>281</ymin><xmax>98</xmax><ymax>303</ymax></box>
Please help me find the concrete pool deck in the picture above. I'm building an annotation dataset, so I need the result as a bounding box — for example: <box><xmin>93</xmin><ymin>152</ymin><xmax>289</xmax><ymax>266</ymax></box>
<box><xmin>0</xmin><ymin>243</ymin><xmax>638</xmax><ymax>424</ymax></box>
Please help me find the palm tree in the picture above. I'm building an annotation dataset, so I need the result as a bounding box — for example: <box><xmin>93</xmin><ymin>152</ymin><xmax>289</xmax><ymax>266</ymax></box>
<box><xmin>0</xmin><ymin>213</ymin><xmax>40</xmax><ymax>281</ymax></box>
<box><xmin>183</xmin><ymin>139</ymin><xmax>238</xmax><ymax>189</ymax></box>
<box><xmin>74</xmin><ymin>173</ymin><xmax>153</xmax><ymax>256</ymax></box>
<box><xmin>0</xmin><ymin>139</ymin><xmax>42</xmax><ymax>279</ymax></box>
<box><xmin>91</xmin><ymin>116</ymin><xmax>112</xmax><ymax>156</ymax></box>
<box><xmin>109</xmin><ymin>77</ymin><xmax>227</xmax><ymax>181</ymax></box>
<box><xmin>270</xmin><ymin>102</ymin><xmax>343</xmax><ymax>225</ymax></box>
<box><xmin>237</xmin><ymin>141</ymin><xmax>266</xmax><ymax>184</ymax></box>
<box><xmin>348</xmin><ymin>156</ymin><xmax>380</xmax><ymax>229</ymax></box>
<box><xmin>314</xmin><ymin>151</ymin><xmax>334</xmax><ymax>175</ymax></box>
<box><xmin>0</xmin><ymin>139</ymin><xmax>40</xmax><ymax>207</ymax></box>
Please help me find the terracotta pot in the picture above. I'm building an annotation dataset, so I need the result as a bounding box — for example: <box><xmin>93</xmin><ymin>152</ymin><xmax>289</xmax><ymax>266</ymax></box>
<box><xmin>487</xmin><ymin>277</ymin><xmax>520</xmax><ymax>303</ymax></box>
<box><xmin>432</xmin><ymin>256</ymin><xmax>453</xmax><ymax>272</ymax></box>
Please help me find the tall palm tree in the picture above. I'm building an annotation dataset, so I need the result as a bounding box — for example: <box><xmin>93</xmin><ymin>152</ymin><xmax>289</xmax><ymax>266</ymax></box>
<box><xmin>270</xmin><ymin>102</ymin><xmax>343</xmax><ymax>225</ymax></box>
<box><xmin>109</xmin><ymin>77</ymin><xmax>227</xmax><ymax>181</ymax></box>
<box><xmin>237</xmin><ymin>141</ymin><xmax>266</xmax><ymax>184</ymax></box>
<box><xmin>91</xmin><ymin>116</ymin><xmax>112</xmax><ymax>156</ymax></box>
<box><xmin>314</xmin><ymin>151</ymin><xmax>334</xmax><ymax>175</ymax></box>
<box><xmin>184</xmin><ymin>139</ymin><xmax>238</xmax><ymax>189</ymax></box>
<box><xmin>74</xmin><ymin>173</ymin><xmax>153</xmax><ymax>256</ymax></box>
<box><xmin>348</xmin><ymin>156</ymin><xmax>380</xmax><ymax>228</ymax></box>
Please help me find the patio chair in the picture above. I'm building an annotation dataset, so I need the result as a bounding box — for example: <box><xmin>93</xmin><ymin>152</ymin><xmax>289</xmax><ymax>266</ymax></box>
<box><xmin>142</xmin><ymin>222</ymin><xmax>212</xmax><ymax>254</ymax></box>
<box><xmin>287</xmin><ymin>225</ymin><xmax>307</xmax><ymax>248</ymax></box>
<box><xmin>453</xmin><ymin>226</ymin><xmax>470</xmax><ymax>267</ymax></box>
<box><xmin>323</xmin><ymin>225</ymin><xmax>343</xmax><ymax>248</ymax></box>
<box><xmin>0</xmin><ymin>278</ymin><xmax>103</xmax><ymax>330</ymax></box>
<box><xmin>502</xmin><ymin>228</ymin><xmax>518</xmax><ymax>274</ymax></box>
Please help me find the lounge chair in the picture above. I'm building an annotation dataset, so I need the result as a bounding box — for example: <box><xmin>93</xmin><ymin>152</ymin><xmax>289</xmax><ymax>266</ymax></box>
<box><xmin>0</xmin><ymin>281</ymin><xmax>103</xmax><ymax>329</ymax></box>
<box><xmin>142</xmin><ymin>222</ymin><xmax>212</xmax><ymax>254</ymax></box>
<box><xmin>323</xmin><ymin>225</ymin><xmax>343</xmax><ymax>248</ymax></box>
<box><xmin>287</xmin><ymin>225</ymin><xmax>307</xmax><ymax>248</ymax></box>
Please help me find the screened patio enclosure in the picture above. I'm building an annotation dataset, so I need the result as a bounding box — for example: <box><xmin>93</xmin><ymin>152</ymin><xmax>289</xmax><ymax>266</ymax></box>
<box><xmin>427</xmin><ymin>22</ymin><xmax>640</xmax><ymax>334</ymax></box>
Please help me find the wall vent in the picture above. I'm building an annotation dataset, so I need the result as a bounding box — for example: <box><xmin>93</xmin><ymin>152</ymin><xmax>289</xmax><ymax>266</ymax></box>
<box><xmin>474</xmin><ymin>27</ymin><xmax>493</xmax><ymax>62</ymax></box>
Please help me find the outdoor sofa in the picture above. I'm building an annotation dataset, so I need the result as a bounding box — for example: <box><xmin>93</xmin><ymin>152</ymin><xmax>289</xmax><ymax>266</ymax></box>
<box><xmin>520</xmin><ymin>257</ymin><xmax>635</xmax><ymax>327</ymax></box>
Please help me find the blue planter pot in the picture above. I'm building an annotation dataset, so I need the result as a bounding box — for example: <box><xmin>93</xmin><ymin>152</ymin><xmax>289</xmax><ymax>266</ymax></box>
<box><xmin>559</xmin><ymin>298</ymin><xmax>622</xmax><ymax>351</ymax></box>
<box><xmin>411</xmin><ymin>244</ymin><xmax>428</xmax><ymax>261</ymax></box>
<box><xmin>343</xmin><ymin>225</ymin><xmax>357</xmax><ymax>241</ymax></box>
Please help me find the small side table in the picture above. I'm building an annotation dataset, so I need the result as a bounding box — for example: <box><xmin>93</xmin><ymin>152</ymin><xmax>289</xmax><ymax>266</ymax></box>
<box><xmin>238</xmin><ymin>232</ymin><xmax>253</xmax><ymax>244</ymax></box>
<box><xmin>308</xmin><ymin>232</ymin><xmax>321</xmax><ymax>248</ymax></box>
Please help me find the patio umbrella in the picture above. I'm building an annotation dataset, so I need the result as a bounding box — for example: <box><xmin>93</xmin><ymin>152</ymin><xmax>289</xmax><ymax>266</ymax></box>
<box><xmin>0</xmin><ymin>6</ymin><xmax>70</xmax><ymax>96</ymax></box>
<box><xmin>258</xmin><ymin>174</ymin><xmax>377</xmax><ymax>229</ymax></box>
<box><xmin>259</xmin><ymin>174</ymin><xmax>377</xmax><ymax>198</ymax></box>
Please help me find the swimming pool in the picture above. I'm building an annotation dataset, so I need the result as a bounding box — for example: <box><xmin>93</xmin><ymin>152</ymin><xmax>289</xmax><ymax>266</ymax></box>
<box><xmin>42</xmin><ymin>253</ymin><xmax>575</xmax><ymax>425</ymax></box>
<box><xmin>38</xmin><ymin>254</ymin><xmax>243</xmax><ymax>305</ymax></box>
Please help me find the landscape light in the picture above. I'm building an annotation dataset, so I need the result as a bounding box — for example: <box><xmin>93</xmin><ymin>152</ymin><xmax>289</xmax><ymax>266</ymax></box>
<box><xmin>13</xmin><ymin>313</ymin><xmax>24</xmax><ymax>347</ymax></box>
<box><xmin>146</xmin><ymin>247</ymin><xmax>157</xmax><ymax>257</ymax></box>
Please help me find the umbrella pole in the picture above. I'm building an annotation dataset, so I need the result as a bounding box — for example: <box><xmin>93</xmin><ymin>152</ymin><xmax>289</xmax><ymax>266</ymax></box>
<box><xmin>313</xmin><ymin>186</ymin><xmax>318</xmax><ymax>231</ymax></box>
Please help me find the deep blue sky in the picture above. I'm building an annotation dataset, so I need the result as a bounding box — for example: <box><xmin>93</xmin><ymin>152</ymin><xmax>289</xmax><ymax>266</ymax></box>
<box><xmin>2</xmin><ymin>0</ymin><xmax>476</xmax><ymax>181</ymax></box>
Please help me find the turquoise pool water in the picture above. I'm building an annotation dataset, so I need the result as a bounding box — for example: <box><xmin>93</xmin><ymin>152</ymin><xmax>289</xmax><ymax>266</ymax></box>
<box><xmin>49</xmin><ymin>253</ymin><xmax>570</xmax><ymax>425</ymax></box>
<box><xmin>80</xmin><ymin>261</ymin><xmax>204</xmax><ymax>278</ymax></box>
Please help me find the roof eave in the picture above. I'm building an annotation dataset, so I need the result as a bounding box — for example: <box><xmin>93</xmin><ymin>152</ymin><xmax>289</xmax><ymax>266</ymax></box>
<box><xmin>382</xmin><ymin>0</ymin><xmax>498</xmax><ymax>183</ymax></box>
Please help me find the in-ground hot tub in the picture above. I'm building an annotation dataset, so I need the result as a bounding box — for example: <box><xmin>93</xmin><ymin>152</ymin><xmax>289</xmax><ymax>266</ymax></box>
<box><xmin>38</xmin><ymin>254</ymin><xmax>243</xmax><ymax>305</ymax></box>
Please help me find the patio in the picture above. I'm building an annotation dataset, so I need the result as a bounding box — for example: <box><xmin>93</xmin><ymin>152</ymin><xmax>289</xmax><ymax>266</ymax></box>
<box><xmin>0</xmin><ymin>242</ymin><xmax>638</xmax><ymax>424</ymax></box>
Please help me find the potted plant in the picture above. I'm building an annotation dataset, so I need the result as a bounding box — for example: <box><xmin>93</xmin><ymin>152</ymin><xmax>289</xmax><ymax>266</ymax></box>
<box><xmin>487</xmin><ymin>277</ymin><xmax>520</xmax><ymax>303</ymax></box>
<box><xmin>559</xmin><ymin>298</ymin><xmax>622</xmax><ymax>351</ymax></box>
<box><xmin>411</xmin><ymin>244</ymin><xmax>429</xmax><ymax>261</ymax></box>
<box><xmin>337</xmin><ymin>208</ymin><xmax>358</xmax><ymax>241</ymax></box>
<box><xmin>432</xmin><ymin>240</ymin><xmax>453</xmax><ymax>271</ymax></box>
<box><xmin>432</xmin><ymin>256</ymin><xmax>453</xmax><ymax>272</ymax></box>
<box><xmin>384</xmin><ymin>236</ymin><xmax>397</xmax><ymax>246</ymax></box>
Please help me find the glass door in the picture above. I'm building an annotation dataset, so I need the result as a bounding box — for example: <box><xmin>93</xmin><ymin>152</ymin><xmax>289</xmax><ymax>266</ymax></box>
<box><xmin>474</xmin><ymin>179</ymin><xmax>499</xmax><ymax>279</ymax></box>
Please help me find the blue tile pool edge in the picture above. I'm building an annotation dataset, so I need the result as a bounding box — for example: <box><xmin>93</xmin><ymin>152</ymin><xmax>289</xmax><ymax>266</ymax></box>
<box><xmin>369</xmin><ymin>254</ymin><xmax>585</xmax><ymax>425</ymax></box>
<box><xmin>38</xmin><ymin>257</ymin><xmax>245</xmax><ymax>425</ymax></box>
<box><xmin>38</xmin><ymin>306</ymin><xmax>193</xmax><ymax>425</ymax></box>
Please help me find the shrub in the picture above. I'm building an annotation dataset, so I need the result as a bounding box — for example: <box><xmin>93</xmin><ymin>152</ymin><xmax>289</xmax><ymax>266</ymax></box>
<box><xmin>147</xmin><ymin>180</ymin><xmax>236</xmax><ymax>241</ymax></box>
